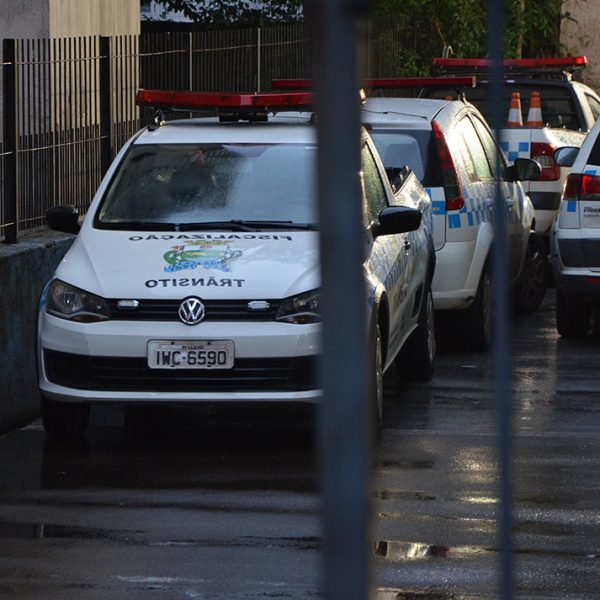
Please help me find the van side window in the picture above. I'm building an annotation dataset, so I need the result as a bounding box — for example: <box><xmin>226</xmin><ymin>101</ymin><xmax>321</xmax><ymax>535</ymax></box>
<box><xmin>361</xmin><ymin>143</ymin><xmax>388</xmax><ymax>222</ymax></box>
<box><xmin>470</xmin><ymin>115</ymin><xmax>504</xmax><ymax>179</ymax></box>
<box><xmin>454</xmin><ymin>117</ymin><xmax>492</xmax><ymax>182</ymax></box>
<box><xmin>585</xmin><ymin>93</ymin><xmax>600</xmax><ymax>122</ymax></box>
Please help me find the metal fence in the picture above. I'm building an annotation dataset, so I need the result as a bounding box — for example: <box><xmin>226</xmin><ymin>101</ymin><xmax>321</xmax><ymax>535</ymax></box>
<box><xmin>0</xmin><ymin>15</ymin><xmax>415</xmax><ymax>242</ymax></box>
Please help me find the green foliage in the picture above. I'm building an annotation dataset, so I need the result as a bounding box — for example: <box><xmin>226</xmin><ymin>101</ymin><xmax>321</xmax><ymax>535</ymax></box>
<box><xmin>155</xmin><ymin>0</ymin><xmax>303</xmax><ymax>25</ymax></box>
<box><xmin>371</xmin><ymin>0</ymin><xmax>563</xmax><ymax>69</ymax></box>
<box><xmin>155</xmin><ymin>0</ymin><xmax>566</xmax><ymax>75</ymax></box>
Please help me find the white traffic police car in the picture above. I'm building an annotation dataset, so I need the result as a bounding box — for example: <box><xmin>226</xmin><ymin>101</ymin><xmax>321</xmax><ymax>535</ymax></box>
<box><xmin>361</xmin><ymin>80</ymin><xmax>541</xmax><ymax>349</ymax></box>
<box><xmin>38</xmin><ymin>90</ymin><xmax>435</xmax><ymax>439</ymax></box>
<box><xmin>552</xmin><ymin>119</ymin><xmax>600</xmax><ymax>337</ymax></box>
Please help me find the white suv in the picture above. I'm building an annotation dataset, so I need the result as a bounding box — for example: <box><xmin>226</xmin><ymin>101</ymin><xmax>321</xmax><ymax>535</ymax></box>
<box><xmin>38</xmin><ymin>90</ymin><xmax>436</xmax><ymax>439</ymax></box>
<box><xmin>552</xmin><ymin>119</ymin><xmax>600</xmax><ymax>337</ymax></box>
<box><xmin>363</xmin><ymin>96</ymin><xmax>541</xmax><ymax>349</ymax></box>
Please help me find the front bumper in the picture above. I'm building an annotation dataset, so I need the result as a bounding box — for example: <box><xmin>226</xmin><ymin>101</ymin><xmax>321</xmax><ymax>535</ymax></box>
<box><xmin>38</xmin><ymin>313</ymin><xmax>321</xmax><ymax>404</ymax></box>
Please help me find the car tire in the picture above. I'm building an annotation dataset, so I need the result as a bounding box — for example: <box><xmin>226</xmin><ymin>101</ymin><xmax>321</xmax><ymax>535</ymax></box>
<box><xmin>515</xmin><ymin>233</ymin><xmax>548</xmax><ymax>315</ymax></box>
<box><xmin>556</xmin><ymin>290</ymin><xmax>591</xmax><ymax>338</ymax></box>
<box><xmin>463</xmin><ymin>264</ymin><xmax>493</xmax><ymax>351</ymax></box>
<box><xmin>41</xmin><ymin>394</ymin><xmax>90</xmax><ymax>440</ymax></box>
<box><xmin>369</xmin><ymin>322</ymin><xmax>384</xmax><ymax>436</ymax></box>
<box><xmin>396</xmin><ymin>283</ymin><xmax>436</xmax><ymax>381</ymax></box>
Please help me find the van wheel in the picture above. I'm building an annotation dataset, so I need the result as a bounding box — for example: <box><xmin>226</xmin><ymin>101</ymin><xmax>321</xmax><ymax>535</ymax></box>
<box><xmin>556</xmin><ymin>290</ymin><xmax>591</xmax><ymax>338</ymax></box>
<box><xmin>516</xmin><ymin>233</ymin><xmax>548</xmax><ymax>315</ymax></box>
<box><xmin>396</xmin><ymin>284</ymin><xmax>436</xmax><ymax>381</ymax></box>
<box><xmin>463</xmin><ymin>265</ymin><xmax>492</xmax><ymax>351</ymax></box>
<box><xmin>41</xmin><ymin>394</ymin><xmax>90</xmax><ymax>440</ymax></box>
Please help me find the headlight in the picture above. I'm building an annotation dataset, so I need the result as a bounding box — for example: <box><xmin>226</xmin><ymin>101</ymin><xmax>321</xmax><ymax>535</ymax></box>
<box><xmin>46</xmin><ymin>279</ymin><xmax>110</xmax><ymax>323</ymax></box>
<box><xmin>276</xmin><ymin>289</ymin><xmax>320</xmax><ymax>324</ymax></box>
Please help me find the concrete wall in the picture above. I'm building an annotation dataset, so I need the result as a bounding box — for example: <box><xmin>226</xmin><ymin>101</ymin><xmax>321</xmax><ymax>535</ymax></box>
<box><xmin>0</xmin><ymin>0</ymin><xmax>140</xmax><ymax>39</ymax></box>
<box><xmin>0</xmin><ymin>232</ymin><xmax>74</xmax><ymax>434</ymax></box>
<box><xmin>0</xmin><ymin>0</ymin><xmax>51</xmax><ymax>38</ymax></box>
<box><xmin>49</xmin><ymin>0</ymin><xmax>140</xmax><ymax>37</ymax></box>
<box><xmin>562</xmin><ymin>0</ymin><xmax>600</xmax><ymax>92</ymax></box>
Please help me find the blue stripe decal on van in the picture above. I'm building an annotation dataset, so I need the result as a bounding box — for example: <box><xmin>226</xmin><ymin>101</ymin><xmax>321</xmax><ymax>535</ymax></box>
<box><xmin>567</xmin><ymin>200</ymin><xmax>577</xmax><ymax>212</ymax></box>
<box><xmin>448</xmin><ymin>214</ymin><xmax>462</xmax><ymax>228</ymax></box>
<box><xmin>432</xmin><ymin>201</ymin><xmax>446</xmax><ymax>215</ymax></box>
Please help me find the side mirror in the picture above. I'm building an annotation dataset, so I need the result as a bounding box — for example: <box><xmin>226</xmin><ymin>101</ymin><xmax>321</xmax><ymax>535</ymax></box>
<box><xmin>553</xmin><ymin>146</ymin><xmax>579</xmax><ymax>168</ymax></box>
<box><xmin>507</xmin><ymin>158</ymin><xmax>542</xmax><ymax>182</ymax></box>
<box><xmin>45</xmin><ymin>205</ymin><xmax>80</xmax><ymax>235</ymax></box>
<box><xmin>372</xmin><ymin>206</ymin><xmax>421</xmax><ymax>237</ymax></box>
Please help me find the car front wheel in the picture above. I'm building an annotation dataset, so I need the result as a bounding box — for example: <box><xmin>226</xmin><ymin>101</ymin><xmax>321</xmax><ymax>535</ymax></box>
<box><xmin>369</xmin><ymin>323</ymin><xmax>384</xmax><ymax>436</ymax></box>
<box><xmin>396</xmin><ymin>284</ymin><xmax>436</xmax><ymax>381</ymax></box>
<box><xmin>463</xmin><ymin>264</ymin><xmax>492</xmax><ymax>351</ymax></box>
<box><xmin>516</xmin><ymin>232</ymin><xmax>548</xmax><ymax>315</ymax></box>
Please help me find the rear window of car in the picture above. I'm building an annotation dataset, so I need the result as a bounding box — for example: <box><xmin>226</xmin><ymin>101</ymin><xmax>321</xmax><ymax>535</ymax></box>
<box><xmin>425</xmin><ymin>83</ymin><xmax>581</xmax><ymax>131</ymax></box>
<box><xmin>368</xmin><ymin>129</ymin><xmax>443</xmax><ymax>188</ymax></box>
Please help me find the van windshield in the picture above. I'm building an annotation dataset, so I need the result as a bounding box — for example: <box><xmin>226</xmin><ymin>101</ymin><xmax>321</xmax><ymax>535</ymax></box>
<box><xmin>96</xmin><ymin>143</ymin><xmax>317</xmax><ymax>229</ymax></box>
<box><xmin>425</xmin><ymin>83</ymin><xmax>581</xmax><ymax>130</ymax></box>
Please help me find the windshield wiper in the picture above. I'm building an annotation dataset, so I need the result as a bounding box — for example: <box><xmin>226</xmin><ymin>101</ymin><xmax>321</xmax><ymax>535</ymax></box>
<box><xmin>177</xmin><ymin>220</ymin><xmax>317</xmax><ymax>232</ymax></box>
<box><xmin>96</xmin><ymin>221</ymin><xmax>178</xmax><ymax>231</ymax></box>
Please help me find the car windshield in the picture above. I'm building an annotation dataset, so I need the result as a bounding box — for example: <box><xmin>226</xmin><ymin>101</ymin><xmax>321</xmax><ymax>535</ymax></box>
<box><xmin>96</xmin><ymin>143</ymin><xmax>317</xmax><ymax>228</ymax></box>
<box><xmin>368</xmin><ymin>129</ymin><xmax>443</xmax><ymax>188</ymax></box>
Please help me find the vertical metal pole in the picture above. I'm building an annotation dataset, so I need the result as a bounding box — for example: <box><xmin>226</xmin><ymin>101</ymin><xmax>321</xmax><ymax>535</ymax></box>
<box><xmin>99</xmin><ymin>36</ymin><xmax>112</xmax><ymax>176</ymax></box>
<box><xmin>312</xmin><ymin>1</ymin><xmax>370</xmax><ymax>598</ymax></box>
<box><xmin>487</xmin><ymin>0</ymin><xmax>513</xmax><ymax>598</ymax></box>
<box><xmin>3</xmin><ymin>39</ymin><xmax>17</xmax><ymax>243</ymax></box>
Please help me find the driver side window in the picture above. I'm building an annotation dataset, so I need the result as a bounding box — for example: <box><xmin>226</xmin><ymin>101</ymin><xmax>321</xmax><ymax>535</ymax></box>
<box><xmin>361</xmin><ymin>143</ymin><xmax>388</xmax><ymax>223</ymax></box>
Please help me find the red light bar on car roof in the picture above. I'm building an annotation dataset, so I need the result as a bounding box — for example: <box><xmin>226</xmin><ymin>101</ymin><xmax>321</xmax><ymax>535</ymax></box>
<box><xmin>364</xmin><ymin>77</ymin><xmax>476</xmax><ymax>89</ymax></box>
<box><xmin>135</xmin><ymin>89</ymin><xmax>313</xmax><ymax>112</ymax></box>
<box><xmin>433</xmin><ymin>56</ymin><xmax>588</xmax><ymax>70</ymax></box>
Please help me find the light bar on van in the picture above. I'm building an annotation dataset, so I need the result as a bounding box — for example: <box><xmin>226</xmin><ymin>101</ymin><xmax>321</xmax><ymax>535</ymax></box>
<box><xmin>135</xmin><ymin>89</ymin><xmax>313</xmax><ymax>112</ymax></box>
<box><xmin>432</xmin><ymin>56</ymin><xmax>588</xmax><ymax>70</ymax></box>
<box><xmin>364</xmin><ymin>77</ymin><xmax>476</xmax><ymax>89</ymax></box>
<box><xmin>271</xmin><ymin>79</ymin><xmax>312</xmax><ymax>90</ymax></box>
<box><xmin>272</xmin><ymin>77</ymin><xmax>476</xmax><ymax>90</ymax></box>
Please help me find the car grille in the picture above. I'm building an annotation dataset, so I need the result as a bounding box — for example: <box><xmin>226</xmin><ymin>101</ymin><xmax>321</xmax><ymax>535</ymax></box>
<box><xmin>107</xmin><ymin>299</ymin><xmax>281</xmax><ymax>321</ymax></box>
<box><xmin>44</xmin><ymin>350</ymin><xmax>316</xmax><ymax>393</ymax></box>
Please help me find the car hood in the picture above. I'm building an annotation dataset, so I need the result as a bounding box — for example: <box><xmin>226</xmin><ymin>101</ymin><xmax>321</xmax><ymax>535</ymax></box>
<box><xmin>54</xmin><ymin>229</ymin><xmax>320</xmax><ymax>300</ymax></box>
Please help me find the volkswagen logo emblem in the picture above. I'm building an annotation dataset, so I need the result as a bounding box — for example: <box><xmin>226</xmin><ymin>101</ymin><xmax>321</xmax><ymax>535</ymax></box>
<box><xmin>178</xmin><ymin>297</ymin><xmax>205</xmax><ymax>326</ymax></box>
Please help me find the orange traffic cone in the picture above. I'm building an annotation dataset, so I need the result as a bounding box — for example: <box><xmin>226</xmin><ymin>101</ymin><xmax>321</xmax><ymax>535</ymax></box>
<box><xmin>507</xmin><ymin>92</ymin><xmax>523</xmax><ymax>127</ymax></box>
<box><xmin>526</xmin><ymin>91</ymin><xmax>544</xmax><ymax>127</ymax></box>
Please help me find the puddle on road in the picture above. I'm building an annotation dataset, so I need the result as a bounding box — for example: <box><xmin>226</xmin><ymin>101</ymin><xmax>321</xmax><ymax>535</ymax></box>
<box><xmin>374</xmin><ymin>540</ymin><xmax>492</xmax><ymax>561</ymax></box>
<box><xmin>376</xmin><ymin>591</ymin><xmax>462</xmax><ymax>600</ymax></box>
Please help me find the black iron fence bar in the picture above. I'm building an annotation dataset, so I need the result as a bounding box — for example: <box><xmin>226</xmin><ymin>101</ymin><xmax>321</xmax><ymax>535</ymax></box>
<box><xmin>2</xmin><ymin>38</ymin><xmax>17</xmax><ymax>243</ymax></box>
<box><xmin>99</xmin><ymin>37</ymin><xmax>112</xmax><ymax>177</ymax></box>
<box><xmin>254</xmin><ymin>28</ymin><xmax>261</xmax><ymax>92</ymax></box>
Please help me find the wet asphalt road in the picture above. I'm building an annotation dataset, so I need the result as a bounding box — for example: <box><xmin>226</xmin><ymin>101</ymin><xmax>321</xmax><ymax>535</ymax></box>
<box><xmin>1</xmin><ymin>289</ymin><xmax>600</xmax><ymax>599</ymax></box>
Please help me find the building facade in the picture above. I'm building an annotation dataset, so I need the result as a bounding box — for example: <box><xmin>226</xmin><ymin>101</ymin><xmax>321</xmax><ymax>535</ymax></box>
<box><xmin>561</xmin><ymin>0</ymin><xmax>600</xmax><ymax>92</ymax></box>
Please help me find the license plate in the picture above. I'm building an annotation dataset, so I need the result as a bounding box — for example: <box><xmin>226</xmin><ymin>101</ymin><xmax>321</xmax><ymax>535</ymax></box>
<box><xmin>147</xmin><ymin>340</ymin><xmax>234</xmax><ymax>369</ymax></box>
